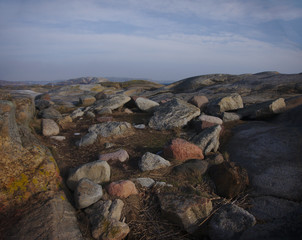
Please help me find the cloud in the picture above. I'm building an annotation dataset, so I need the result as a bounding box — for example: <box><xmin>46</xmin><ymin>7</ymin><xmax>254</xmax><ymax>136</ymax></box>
<box><xmin>0</xmin><ymin>0</ymin><xmax>301</xmax><ymax>81</ymax></box>
<box><xmin>1</xmin><ymin>23</ymin><xmax>301</xmax><ymax>81</ymax></box>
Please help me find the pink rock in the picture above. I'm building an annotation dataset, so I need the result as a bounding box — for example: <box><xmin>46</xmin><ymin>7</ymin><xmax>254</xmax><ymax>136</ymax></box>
<box><xmin>163</xmin><ymin>138</ymin><xmax>204</xmax><ymax>162</ymax></box>
<box><xmin>199</xmin><ymin>114</ymin><xmax>223</xmax><ymax>130</ymax></box>
<box><xmin>107</xmin><ymin>180</ymin><xmax>138</xmax><ymax>198</ymax></box>
<box><xmin>188</xmin><ymin>96</ymin><xmax>209</xmax><ymax>110</ymax></box>
<box><xmin>99</xmin><ymin>149</ymin><xmax>129</xmax><ymax>163</ymax></box>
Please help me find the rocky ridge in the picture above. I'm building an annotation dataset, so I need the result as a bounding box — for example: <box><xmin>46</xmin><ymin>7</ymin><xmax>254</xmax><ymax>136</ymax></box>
<box><xmin>0</xmin><ymin>72</ymin><xmax>302</xmax><ymax>240</ymax></box>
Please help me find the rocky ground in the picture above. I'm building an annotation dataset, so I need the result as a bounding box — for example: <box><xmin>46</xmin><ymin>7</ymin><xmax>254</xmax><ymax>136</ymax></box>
<box><xmin>0</xmin><ymin>72</ymin><xmax>302</xmax><ymax>240</ymax></box>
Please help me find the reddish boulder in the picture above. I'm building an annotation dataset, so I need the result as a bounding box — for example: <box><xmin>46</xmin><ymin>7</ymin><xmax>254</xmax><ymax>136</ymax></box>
<box><xmin>107</xmin><ymin>180</ymin><xmax>138</xmax><ymax>198</ymax></box>
<box><xmin>164</xmin><ymin>138</ymin><xmax>204</xmax><ymax>162</ymax></box>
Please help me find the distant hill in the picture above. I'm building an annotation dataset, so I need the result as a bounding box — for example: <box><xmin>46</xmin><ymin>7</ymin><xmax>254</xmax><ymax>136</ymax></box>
<box><xmin>0</xmin><ymin>80</ymin><xmax>37</xmax><ymax>86</ymax></box>
<box><xmin>52</xmin><ymin>77</ymin><xmax>109</xmax><ymax>86</ymax></box>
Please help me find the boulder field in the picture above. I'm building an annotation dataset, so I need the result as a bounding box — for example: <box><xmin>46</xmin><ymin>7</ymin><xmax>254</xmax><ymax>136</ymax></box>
<box><xmin>0</xmin><ymin>72</ymin><xmax>302</xmax><ymax>240</ymax></box>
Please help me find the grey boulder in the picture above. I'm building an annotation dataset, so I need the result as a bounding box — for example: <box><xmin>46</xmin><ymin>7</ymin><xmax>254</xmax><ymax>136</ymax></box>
<box><xmin>42</xmin><ymin>119</ymin><xmax>60</xmax><ymax>136</ymax></box>
<box><xmin>139</xmin><ymin>152</ymin><xmax>171</xmax><ymax>171</ymax></box>
<box><xmin>135</xmin><ymin>97</ymin><xmax>159</xmax><ymax>112</ymax></box>
<box><xmin>149</xmin><ymin>98</ymin><xmax>200</xmax><ymax>130</ymax></box>
<box><xmin>67</xmin><ymin>160</ymin><xmax>110</xmax><ymax>191</ymax></box>
<box><xmin>85</xmin><ymin>199</ymin><xmax>129</xmax><ymax>240</ymax></box>
<box><xmin>88</xmin><ymin>121</ymin><xmax>132</xmax><ymax>138</ymax></box>
<box><xmin>93</xmin><ymin>94</ymin><xmax>131</xmax><ymax>111</ymax></box>
<box><xmin>74</xmin><ymin>178</ymin><xmax>103</xmax><ymax>209</ymax></box>
<box><xmin>191</xmin><ymin>125</ymin><xmax>222</xmax><ymax>154</ymax></box>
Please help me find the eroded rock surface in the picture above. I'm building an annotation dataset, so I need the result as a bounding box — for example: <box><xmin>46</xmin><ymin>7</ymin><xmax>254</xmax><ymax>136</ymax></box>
<box><xmin>149</xmin><ymin>98</ymin><xmax>200</xmax><ymax>130</ymax></box>
<box><xmin>7</xmin><ymin>192</ymin><xmax>83</xmax><ymax>240</ymax></box>
<box><xmin>0</xmin><ymin>97</ymin><xmax>60</xmax><ymax>209</ymax></box>
<box><xmin>209</xmin><ymin>204</ymin><xmax>256</xmax><ymax>240</ymax></box>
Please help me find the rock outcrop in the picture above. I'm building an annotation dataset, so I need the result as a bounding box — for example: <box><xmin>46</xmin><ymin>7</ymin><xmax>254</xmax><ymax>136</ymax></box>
<box><xmin>0</xmin><ymin>96</ymin><xmax>60</xmax><ymax>209</ymax></box>
<box><xmin>208</xmin><ymin>204</ymin><xmax>256</xmax><ymax>240</ymax></box>
<box><xmin>149</xmin><ymin>98</ymin><xmax>200</xmax><ymax>130</ymax></box>
<box><xmin>7</xmin><ymin>192</ymin><xmax>83</xmax><ymax>240</ymax></box>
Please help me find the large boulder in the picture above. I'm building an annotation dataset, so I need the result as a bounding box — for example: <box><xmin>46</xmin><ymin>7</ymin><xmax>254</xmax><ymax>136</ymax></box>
<box><xmin>77</xmin><ymin>122</ymin><xmax>132</xmax><ymax>146</ymax></box>
<box><xmin>206</xmin><ymin>93</ymin><xmax>243</xmax><ymax>116</ymax></box>
<box><xmin>139</xmin><ymin>152</ymin><xmax>171</xmax><ymax>171</ymax></box>
<box><xmin>67</xmin><ymin>160</ymin><xmax>110</xmax><ymax>191</ymax></box>
<box><xmin>163</xmin><ymin>138</ymin><xmax>204</xmax><ymax>162</ymax></box>
<box><xmin>93</xmin><ymin>94</ymin><xmax>131</xmax><ymax>111</ymax></box>
<box><xmin>158</xmin><ymin>192</ymin><xmax>212</xmax><ymax>234</ymax></box>
<box><xmin>149</xmin><ymin>98</ymin><xmax>200</xmax><ymax>130</ymax></box>
<box><xmin>88</xmin><ymin>121</ymin><xmax>132</xmax><ymax>138</ymax></box>
<box><xmin>6</xmin><ymin>192</ymin><xmax>83</xmax><ymax>240</ymax></box>
<box><xmin>208</xmin><ymin>204</ymin><xmax>256</xmax><ymax>240</ymax></box>
<box><xmin>85</xmin><ymin>199</ymin><xmax>130</xmax><ymax>240</ymax></box>
<box><xmin>191</xmin><ymin>125</ymin><xmax>222</xmax><ymax>155</ymax></box>
<box><xmin>42</xmin><ymin>119</ymin><xmax>60</xmax><ymax>136</ymax></box>
<box><xmin>74</xmin><ymin>178</ymin><xmax>103</xmax><ymax>209</ymax></box>
<box><xmin>135</xmin><ymin>97</ymin><xmax>159</xmax><ymax>112</ymax></box>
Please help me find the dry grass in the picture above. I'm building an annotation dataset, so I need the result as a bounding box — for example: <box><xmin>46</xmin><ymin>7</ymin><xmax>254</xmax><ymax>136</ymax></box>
<box><xmin>125</xmin><ymin>189</ymin><xmax>193</xmax><ymax>240</ymax></box>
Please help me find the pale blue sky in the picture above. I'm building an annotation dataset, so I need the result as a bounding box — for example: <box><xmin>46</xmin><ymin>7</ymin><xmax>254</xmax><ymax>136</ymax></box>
<box><xmin>0</xmin><ymin>0</ymin><xmax>302</xmax><ymax>82</ymax></box>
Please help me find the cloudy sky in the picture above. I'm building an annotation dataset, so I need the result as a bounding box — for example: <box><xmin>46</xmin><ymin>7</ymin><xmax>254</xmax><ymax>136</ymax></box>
<box><xmin>0</xmin><ymin>0</ymin><xmax>302</xmax><ymax>82</ymax></box>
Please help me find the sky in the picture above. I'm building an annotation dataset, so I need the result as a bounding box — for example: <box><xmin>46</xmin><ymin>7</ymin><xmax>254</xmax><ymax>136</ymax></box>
<box><xmin>0</xmin><ymin>0</ymin><xmax>302</xmax><ymax>82</ymax></box>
